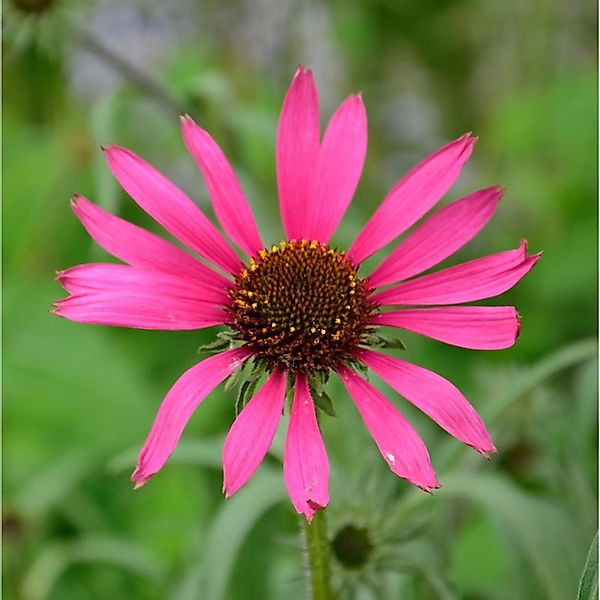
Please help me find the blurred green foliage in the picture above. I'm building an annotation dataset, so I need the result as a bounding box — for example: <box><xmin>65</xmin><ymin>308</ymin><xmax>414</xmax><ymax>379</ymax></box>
<box><xmin>3</xmin><ymin>0</ymin><xmax>597</xmax><ymax>598</ymax></box>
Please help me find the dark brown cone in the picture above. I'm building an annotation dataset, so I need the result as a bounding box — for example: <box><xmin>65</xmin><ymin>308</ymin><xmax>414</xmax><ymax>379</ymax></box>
<box><xmin>227</xmin><ymin>240</ymin><xmax>377</xmax><ymax>374</ymax></box>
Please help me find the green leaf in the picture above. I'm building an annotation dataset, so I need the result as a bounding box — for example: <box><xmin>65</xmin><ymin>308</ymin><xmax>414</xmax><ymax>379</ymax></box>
<box><xmin>577</xmin><ymin>532</ymin><xmax>598</xmax><ymax>600</ymax></box>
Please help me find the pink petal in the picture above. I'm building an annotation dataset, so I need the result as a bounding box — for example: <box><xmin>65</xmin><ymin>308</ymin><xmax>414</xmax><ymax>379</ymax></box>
<box><xmin>305</xmin><ymin>94</ymin><xmax>367</xmax><ymax>242</ymax></box>
<box><xmin>71</xmin><ymin>195</ymin><xmax>231</xmax><ymax>290</ymax></box>
<box><xmin>54</xmin><ymin>264</ymin><xmax>229</xmax><ymax>330</ymax></box>
<box><xmin>276</xmin><ymin>66</ymin><xmax>320</xmax><ymax>240</ymax></box>
<box><xmin>283</xmin><ymin>374</ymin><xmax>329</xmax><ymax>521</ymax></box>
<box><xmin>355</xmin><ymin>348</ymin><xmax>495</xmax><ymax>455</ymax></box>
<box><xmin>132</xmin><ymin>347</ymin><xmax>253</xmax><ymax>487</ymax></box>
<box><xmin>372</xmin><ymin>306</ymin><xmax>520</xmax><ymax>350</ymax></box>
<box><xmin>57</xmin><ymin>263</ymin><xmax>229</xmax><ymax>305</ymax></box>
<box><xmin>348</xmin><ymin>134</ymin><xmax>476</xmax><ymax>264</ymax></box>
<box><xmin>336</xmin><ymin>365</ymin><xmax>439</xmax><ymax>491</ymax></box>
<box><xmin>222</xmin><ymin>368</ymin><xmax>287</xmax><ymax>497</ymax></box>
<box><xmin>368</xmin><ymin>186</ymin><xmax>503</xmax><ymax>288</ymax></box>
<box><xmin>181</xmin><ymin>116</ymin><xmax>263</xmax><ymax>257</ymax></box>
<box><xmin>104</xmin><ymin>146</ymin><xmax>241</xmax><ymax>274</ymax></box>
<box><xmin>54</xmin><ymin>294</ymin><xmax>227</xmax><ymax>330</ymax></box>
<box><xmin>372</xmin><ymin>241</ymin><xmax>540</xmax><ymax>306</ymax></box>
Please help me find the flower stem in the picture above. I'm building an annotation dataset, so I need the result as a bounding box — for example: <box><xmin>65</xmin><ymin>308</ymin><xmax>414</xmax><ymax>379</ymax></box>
<box><xmin>303</xmin><ymin>509</ymin><xmax>333</xmax><ymax>599</ymax></box>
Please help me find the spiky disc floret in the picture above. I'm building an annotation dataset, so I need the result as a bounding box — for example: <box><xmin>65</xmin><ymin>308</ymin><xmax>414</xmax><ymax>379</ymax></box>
<box><xmin>227</xmin><ymin>240</ymin><xmax>377</xmax><ymax>374</ymax></box>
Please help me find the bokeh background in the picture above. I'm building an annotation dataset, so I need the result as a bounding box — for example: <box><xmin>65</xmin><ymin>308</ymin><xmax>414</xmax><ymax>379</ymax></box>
<box><xmin>4</xmin><ymin>0</ymin><xmax>598</xmax><ymax>598</ymax></box>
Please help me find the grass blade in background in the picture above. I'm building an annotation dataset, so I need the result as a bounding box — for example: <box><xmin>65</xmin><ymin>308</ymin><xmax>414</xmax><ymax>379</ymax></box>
<box><xmin>438</xmin><ymin>339</ymin><xmax>598</xmax><ymax>470</ymax></box>
<box><xmin>578</xmin><ymin>532</ymin><xmax>599</xmax><ymax>600</ymax></box>
<box><xmin>439</xmin><ymin>473</ymin><xmax>584</xmax><ymax>600</ymax></box>
<box><xmin>21</xmin><ymin>536</ymin><xmax>166</xmax><ymax>600</ymax></box>
<box><xmin>173</xmin><ymin>468</ymin><xmax>287</xmax><ymax>600</ymax></box>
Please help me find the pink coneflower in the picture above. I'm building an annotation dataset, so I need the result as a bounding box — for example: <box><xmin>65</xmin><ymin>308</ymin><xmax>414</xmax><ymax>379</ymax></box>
<box><xmin>54</xmin><ymin>67</ymin><xmax>539</xmax><ymax>521</ymax></box>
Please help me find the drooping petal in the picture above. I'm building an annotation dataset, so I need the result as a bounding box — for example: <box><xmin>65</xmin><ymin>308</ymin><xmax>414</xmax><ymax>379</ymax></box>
<box><xmin>222</xmin><ymin>368</ymin><xmax>287</xmax><ymax>497</ymax></box>
<box><xmin>104</xmin><ymin>146</ymin><xmax>241</xmax><ymax>274</ymax></box>
<box><xmin>336</xmin><ymin>365</ymin><xmax>439</xmax><ymax>491</ymax></box>
<box><xmin>181</xmin><ymin>116</ymin><xmax>263</xmax><ymax>257</ymax></box>
<box><xmin>53</xmin><ymin>265</ymin><xmax>229</xmax><ymax>331</ymax></box>
<box><xmin>304</xmin><ymin>94</ymin><xmax>367</xmax><ymax>242</ymax></box>
<box><xmin>284</xmin><ymin>374</ymin><xmax>329</xmax><ymax>521</ymax></box>
<box><xmin>356</xmin><ymin>348</ymin><xmax>495</xmax><ymax>455</ymax></box>
<box><xmin>71</xmin><ymin>195</ymin><xmax>231</xmax><ymax>290</ymax></box>
<box><xmin>372</xmin><ymin>241</ymin><xmax>540</xmax><ymax>306</ymax></box>
<box><xmin>132</xmin><ymin>347</ymin><xmax>253</xmax><ymax>487</ymax></box>
<box><xmin>348</xmin><ymin>134</ymin><xmax>476</xmax><ymax>264</ymax></box>
<box><xmin>276</xmin><ymin>66</ymin><xmax>320</xmax><ymax>240</ymax></box>
<box><xmin>371</xmin><ymin>306</ymin><xmax>520</xmax><ymax>350</ymax></box>
<box><xmin>368</xmin><ymin>186</ymin><xmax>503</xmax><ymax>288</ymax></box>
<box><xmin>57</xmin><ymin>263</ymin><xmax>229</xmax><ymax>305</ymax></box>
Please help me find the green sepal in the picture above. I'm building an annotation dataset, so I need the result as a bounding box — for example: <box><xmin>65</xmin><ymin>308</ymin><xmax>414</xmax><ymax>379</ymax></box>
<box><xmin>197</xmin><ymin>330</ymin><xmax>238</xmax><ymax>354</ymax></box>
<box><xmin>311</xmin><ymin>370</ymin><xmax>330</xmax><ymax>394</ymax></box>
<box><xmin>224</xmin><ymin>362</ymin><xmax>245</xmax><ymax>393</ymax></box>
<box><xmin>308</xmin><ymin>371</ymin><xmax>336</xmax><ymax>417</ymax></box>
<box><xmin>312</xmin><ymin>388</ymin><xmax>336</xmax><ymax>417</ymax></box>
<box><xmin>363</xmin><ymin>332</ymin><xmax>406</xmax><ymax>350</ymax></box>
<box><xmin>352</xmin><ymin>360</ymin><xmax>370</xmax><ymax>380</ymax></box>
<box><xmin>233</xmin><ymin>359</ymin><xmax>267</xmax><ymax>415</ymax></box>
<box><xmin>235</xmin><ymin>377</ymin><xmax>259</xmax><ymax>416</ymax></box>
<box><xmin>284</xmin><ymin>372</ymin><xmax>295</xmax><ymax>410</ymax></box>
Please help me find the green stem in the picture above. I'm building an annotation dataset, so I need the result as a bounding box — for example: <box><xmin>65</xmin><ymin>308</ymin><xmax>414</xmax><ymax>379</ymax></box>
<box><xmin>303</xmin><ymin>509</ymin><xmax>333</xmax><ymax>600</ymax></box>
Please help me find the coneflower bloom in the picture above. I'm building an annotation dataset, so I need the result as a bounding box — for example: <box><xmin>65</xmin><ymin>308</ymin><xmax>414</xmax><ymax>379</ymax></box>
<box><xmin>54</xmin><ymin>67</ymin><xmax>539</xmax><ymax>521</ymax></box>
